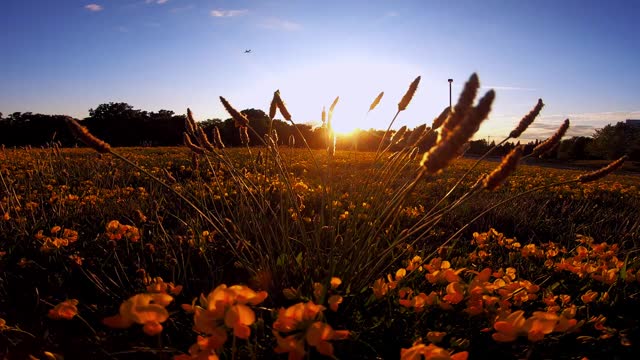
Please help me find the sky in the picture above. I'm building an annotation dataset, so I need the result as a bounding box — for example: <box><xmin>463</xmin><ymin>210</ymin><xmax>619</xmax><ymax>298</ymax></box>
<box><xmin>1</xmin><ymin>0</ymin><xmax>639</xmax><ymax>142</ymax></box>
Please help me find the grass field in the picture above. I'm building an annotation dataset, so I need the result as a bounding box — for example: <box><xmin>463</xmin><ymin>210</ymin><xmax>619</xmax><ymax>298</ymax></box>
<box><xmin>1</xmin><ymin>145</ymin><xmax>639</xmax><ymax>359</ymax></box>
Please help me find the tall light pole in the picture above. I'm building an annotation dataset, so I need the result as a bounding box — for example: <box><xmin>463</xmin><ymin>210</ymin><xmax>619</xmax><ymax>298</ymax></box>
<box><xmin>447</xmin><ymin>78</ymin><xmax>453</xmax><ymax>109</ymax></box>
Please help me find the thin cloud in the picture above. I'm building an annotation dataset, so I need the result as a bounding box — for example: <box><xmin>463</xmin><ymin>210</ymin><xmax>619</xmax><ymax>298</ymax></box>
<box><xmin>146</xmin><ymin>0</ymin><xmax>170</xmax><ymax>4</ymax></box>
<box><xmin>385</xmin><ymin>11</ymin><xmax>399</xmax><ymax>17</ymax></box>
<box><xmin>170</xmin><ymin>5</ymin><xmax>195</xmax><ymax>13</ymax></box>
<box><xmin>85</xmin><ymin>4</ymin><xmax>103</xmax><ymax>12</ymax></box>
<box><xmin>211</xmin><ymin>9</ymin><xmax>248</xmax><ymax>17</ymax></box>
<box><xmin>544</xmin><ymin>110</ymin><xmax>640</xmax><ymax>123</ymax></box>
<box><xmin>483</xmin><ymin>86</ymin><xmax>537</xmax><ymax>91</ymax></box>
<box><xmin>260</xmin><ymin>18</ymin><xmax>302</xmax><ymax>31</ymax></box>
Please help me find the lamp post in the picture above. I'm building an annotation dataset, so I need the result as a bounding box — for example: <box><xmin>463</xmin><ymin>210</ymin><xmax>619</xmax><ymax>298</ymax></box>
<box><xmin>447</xmin><ymin>78</ymin><xmax>453</xmax><ymax>109</ymax></box>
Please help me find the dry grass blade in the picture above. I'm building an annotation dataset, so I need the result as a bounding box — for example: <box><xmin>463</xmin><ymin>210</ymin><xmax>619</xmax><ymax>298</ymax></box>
<box><xmin>398</xmin><ymin>76</ymin><xmax>421</xmax><ymax>111</ymax></box>
<box><xmin>369</xmin><ymin>91</ymin><xmax>384</xmax><ymax>112</ymax></box>
<box><xmin>509</xmin><ymin>98</ymin><xmax>544</xmax><ymax>138</ymax></box>
<box><xmin>578</xmin><ymin>155</ymin><xmax>628</xmax><ymax>182</ymax></box>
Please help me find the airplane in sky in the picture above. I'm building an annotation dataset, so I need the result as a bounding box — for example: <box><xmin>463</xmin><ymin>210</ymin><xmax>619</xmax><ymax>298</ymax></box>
<box><xmin>244</xmin><ymin>49</ymin><xmax>252</xmax><ymax>53</ymax></box>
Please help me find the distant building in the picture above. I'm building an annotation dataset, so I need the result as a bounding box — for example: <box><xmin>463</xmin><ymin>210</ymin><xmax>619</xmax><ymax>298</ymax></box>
<box><xmin>626</xmin><ymin>119</ymin><xmax>640</xmax><ymax>127</ymax></box>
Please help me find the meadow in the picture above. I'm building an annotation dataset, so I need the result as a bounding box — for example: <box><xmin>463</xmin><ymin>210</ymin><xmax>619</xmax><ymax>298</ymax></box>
<box><xmin>1</xmin><ymin>75</ymin><xmax>639</xmax><ymax>360</ymax></box>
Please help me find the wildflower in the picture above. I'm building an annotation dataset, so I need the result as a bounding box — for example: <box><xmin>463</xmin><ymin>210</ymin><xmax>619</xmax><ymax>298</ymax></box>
<box><xmin>48</xmin><ymin>299</ymin><xmax>79</xmax><ymax>320</ymax></box>
<box><xmin>103</xmin><ymin>293</ymin><xmax>173</xmax><ymax>336</ymax></box>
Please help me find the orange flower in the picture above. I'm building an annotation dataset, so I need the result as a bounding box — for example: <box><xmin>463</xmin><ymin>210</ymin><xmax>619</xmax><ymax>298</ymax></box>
<box><xmin>103</xmin><ymin>293</ymin><xmax>173</xmax><ymax>336</ymax></box>
<box><xmin>401</xmin><ymin>340</ymin><xmax>468</xmax><ymax>360</ymax></box>
<box><xmin>581</xmin><ymin>290</ymin><xmax>598</xmax><ymax>304</ymax></box>
<box><xmin>328</xmin><ymin>295</ymin><xmax>343</xmax><ymax>312</ymax></box>
<box><xmin>443</xmin><ymin>282</ymin><xmax>464</xmax><ymax>304</ymax></box>
<box><xmin>372</xmin><ymin>278</ymin><xmax>389</xmax><ymax>299</ymax></box>
<box><xmin>48</xmin><ymin>299</ymin><xmax>79</xmax><ymax>320</ymax></box>
<box><xmin>330</xmin><ymin>277</ymin><xmax>342</xmax><ymax>289</ymax></box>
<box><xmin>224</xmin><ymin>304</ymin><xmax>255</xmax><ymax>339</ymax></box>
<box><xmin>492</xmin><ymin>310</ymin><xmax>526</xmax><ymax>342</ymax></box>
<box><xmin>191</xmin><ymin>284</ymin><xmax>267</xmax><ymax>343</ymax></box>
<box><xmin>426</xmin><ymin>331</ymin><xmax>447</xmax><ymax>344</ymax></box>
<box><xmin>523</xmin><ymin>312</ymin><xmax>558</xmax><ymax>342</ymax></box>
<box><xmin>272</xmin><ymin>302</ymin><xmax>349</xmax><ymax>360</ymax></box>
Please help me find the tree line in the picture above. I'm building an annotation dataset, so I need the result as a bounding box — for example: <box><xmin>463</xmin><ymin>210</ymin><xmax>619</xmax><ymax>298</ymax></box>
<box><xmin>1</xmin><ymin>103</ymin><xmax>638</xmax><ymax>161</ymax></box>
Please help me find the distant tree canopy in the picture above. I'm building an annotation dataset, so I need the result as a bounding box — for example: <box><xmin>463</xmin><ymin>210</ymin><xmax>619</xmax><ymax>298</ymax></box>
<box><xmin>1</xmin><ymin>105</ymin><xmax>638</xmax><ymax>161</ymax></box>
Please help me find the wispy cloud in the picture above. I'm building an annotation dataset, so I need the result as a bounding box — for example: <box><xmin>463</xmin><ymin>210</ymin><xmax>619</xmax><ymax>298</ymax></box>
<box><xmin>170</xmin><ymin>4</ymin><xmax>195</xmax><ymax>13</ymax></box>
<box><xmin>85</xmin><ymin>4</ymin><xmax>103</xmax><ymax>12</ymax></box>
<box><xmin>146</xmin><ymin>0</ymin><xmax>170</xmax><ymax>4</ymax></box>
<box><xmin>543</xmin><ymin>110</ymin><xmax>640</xmax><ymax>123</ymax></box>
<box><xmin>385</xmin><ymin>11</ymin><xmax>399</xmax><ymax>17</ymax></box>
<box><xmin>259</xmin><ymin>18</ymin><xmax>302</xmax><ymax>31</ymax></box>
<box><xmin>210</xmin><ymin>9</ymin><xmax>248</xmax><ymax>17</ymax></box>
<box><xmin>483</xmin><ymin>85</ymin><xmax>537</xmax><ymax>91</ymax></box>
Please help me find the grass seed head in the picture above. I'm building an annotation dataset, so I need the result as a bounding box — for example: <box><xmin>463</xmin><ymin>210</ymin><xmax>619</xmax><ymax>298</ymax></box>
<box><xmin>510</xmin><ymin>98</ymin><xmax>544</xmax><ymax>138</ymax></box>
<box><xmin>483</xmin><ymin>145</ymin><xmax>524</xmax><ymax>190</ymax></box>
<box><xmin>398</xmin><ymin>76</ymin><xmax>421</xmax><ymax>111</ymax></box>
<box><xmin>274</xmin><ymin>91</ymin><xmax>292</xmax><ymax>121</ymax></box>
<box><xmin>578</xmin><ymin>155</ymin><xmax>628</xmax><ymax>183</ymax></box>
<box><xmin>65</xmin><ymin>117</ymin><xmax>111</xmax><ymax>153</ymax></box>
<box><xmin>219</xmin><ymin>96</ymin><xmax>249</xmax><ymax>127</ymax></box>
<box><xmin>432</xmin><ymin>106</ymin><xmax>451</xmax><ymax>130</ymax></box>
<box><xmin>269</xmin><ymin>90</ymin><xmax>279</xmax><ymax>120</ymax></box>
<box><xmin>531</xmin><ymin>119</ymin><xmax>570</xmax><ymax>157</ymax></box>
<box><xmin>186</xmin><ymin>108</ymin><xmax>197</xmax><ymax>134</ymax></box>
<box><xmin>213</xmin><ymin>126</ymin><xmax>225</xmax><ymax>149</ymax></box>
<box><xmin>439</xmin><ymin>73</ymin><xmax>480</xmax><ymax>141</ymax></box>
<box><xmin>183</xmin><ymin>133</ymin><xmax>205</xmax><ymax>154</ymax></box>
<box><xmin>421</xmin><ymin>89</ymin><xmax>494</xmax><ymax>174</ymax></box>
<box><xmin>369</xmin><ymin>91</ymin><xmax>384</xmax><ymax>112</ymax></box>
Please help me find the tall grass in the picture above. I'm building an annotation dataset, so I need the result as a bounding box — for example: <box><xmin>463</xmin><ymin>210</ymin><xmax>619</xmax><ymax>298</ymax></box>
<box><xmin>62</xmin><ymin>73</ymin><xmax>627</xmax><ymax>301</ymax></box>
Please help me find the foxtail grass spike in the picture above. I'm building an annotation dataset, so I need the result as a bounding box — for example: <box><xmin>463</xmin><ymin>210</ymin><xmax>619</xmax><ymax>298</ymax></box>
<box><xmin>421</xmin><ymin>89</ymin><xmax>494</xmax><ymax>174</ymax></box>
<box><xmin>269</xmin><ymin>90</ymin><xmax>279</xmax><ymax>120</ymax></box>
<box><xmin>432</xmin><ymin>106</ymin><xmax>451</xmax><ymax>130</ymax></box>
<box><xmin>186</xmin><ymin>108</ymin><xmax>197</xmax><ymax>133</ymax></box>
<box><xmin>398</xmin><ymin>76</ymin><xmax>421</xmax><ymax>111</ymax></box>
<box><xmin>213</xmin><ymin>127</ymin><xmax>225</xmax><ymax>149</ymax></box>
<box><xmin>531</xmin><ymin>119</ymin><xmax>570</xmax><ymax>157</ymax></box>
<box><xmin>439</xmin><ymin>73</ymin><xmax>480</xmax><ymax>141</ymax></box>
<box><xmin>219</xmin><ymin>96</ymin><xmax>249</xmax><ymax>128</ymax></box>
<box><xmin>329</xmin><ymin>96</ymin><xmax>339</xmax><ymax>124</ymax></box>
<box><xmin>274</xmin><ymin>91</ymin><xmax>292</xmax><ymax>121</ymax></box>
<box><xmin>483</xmin><ymin>146</ymin><xmax>524</xmax><ymax>190</ymax></box>
<box><xmin>578</xmin><ymin>155</ymin><xmax>628</xmax><ymax>183</ymax></box>
<box><xmin>65</xmin><ymin>117</ymin><xmax>111</xmax><ymax>153</ymax></box>
<box><xmin>183</xmin><ymin>133</ymin><xmax>205</xmax><ymax>155</ymax></box>
<box><xmin>510</xmin><ymin>99</ymin><xmax>544</xmax><ymax>138</ymax></box>
<box><xmin>369</xmin><ymin>91</ymin><xmax>384</xmax><ymax>112</ymax></box>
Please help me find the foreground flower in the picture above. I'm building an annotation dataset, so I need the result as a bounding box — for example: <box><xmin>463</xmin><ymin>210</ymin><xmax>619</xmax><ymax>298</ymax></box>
<box><xmin>492</xmin><ymin>310</ymin><xmax>580</xmax><ymax>343</ymax></box>
<box><xmin>103</xmin><ymin>293</ymin><xmax>173</xmax><ymax>335</ymax></box>
<box><xmin>401</xmin><ymin>340</ymin><xmax>468</xmax><ymax>360</ymax></box>
<box><xmin>48</xmin><ymin>299</ymin><xmax>79</xmax><ymax>320</ymax></box>
<box><xmin>273</xmin><ymin>301</ymin><xmax>349</xmax><ymax>359</ymax></box>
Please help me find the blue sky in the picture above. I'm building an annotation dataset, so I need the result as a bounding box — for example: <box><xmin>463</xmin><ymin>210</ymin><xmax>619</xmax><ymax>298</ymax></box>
<box><xmin>1</xmin><ymin>0</ymin><xmax>639</xmax><ymax>141</ymax></box>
